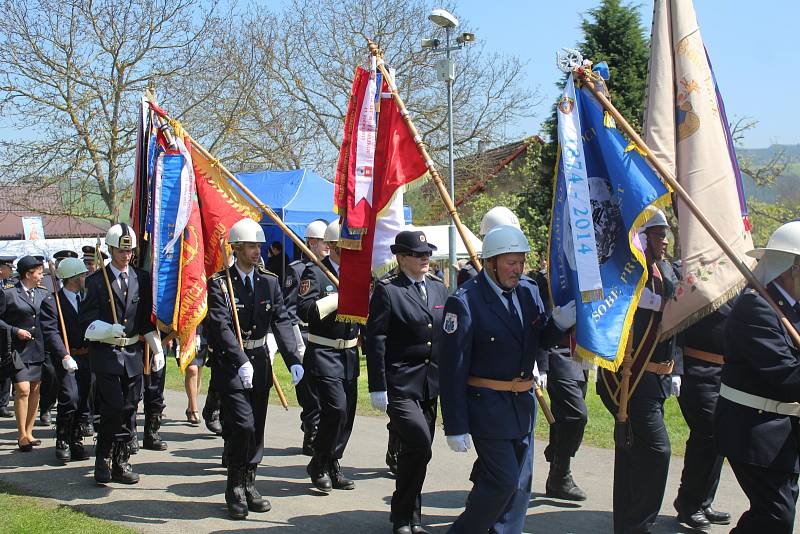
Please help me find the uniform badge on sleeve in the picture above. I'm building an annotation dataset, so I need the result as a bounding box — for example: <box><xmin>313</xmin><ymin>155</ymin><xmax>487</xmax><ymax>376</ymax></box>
<box><xmin>285</xmin><ymin>277</ymin><xmax>294</xmax><ymax>289</ymax></box>
<box><xmin>443</xmin><ymin>312</ymin><xmax>458</xmax><ymax>334</ymax></box>
<box><xmin>299</xmin><ymin>279</ymin><xmax>311</xmax><ymax>296</ymax></box>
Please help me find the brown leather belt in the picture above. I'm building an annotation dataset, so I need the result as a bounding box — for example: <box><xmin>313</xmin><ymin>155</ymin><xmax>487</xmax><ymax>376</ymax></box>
<box><xmin>684</xmin><ymin>346</ymin><xmax>724</xmax><ymax>366</ymax></box>
<box><xmin>644</xmin><ymin>360</ymin><xmax>674</xmax><ymax>375</ymax></box>
<box><xmin>467</xmin><ymin>376</ymin><xmax>535</xmax><ymax>393</ymax></box>
<box><xmin>71</xmin><ymin>348</ymin><xmax>88</xmax><ymax>356</ymax></box>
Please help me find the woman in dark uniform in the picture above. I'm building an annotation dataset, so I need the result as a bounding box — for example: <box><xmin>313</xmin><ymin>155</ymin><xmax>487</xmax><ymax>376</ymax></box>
<box><xmin>0</xmin><ymin>255</ymin><xmax>67</xmax><ymax>451</ymax></box>
<box><xmin>366</xmin><ymin>230</ymin><xmax>448</xmax><ymax>534</ymax></box>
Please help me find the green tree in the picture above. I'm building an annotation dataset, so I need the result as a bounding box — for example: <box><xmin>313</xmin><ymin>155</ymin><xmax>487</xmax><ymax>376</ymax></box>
<box><xmin>519</xmin><ymin>0</ymin><xmax>650</xmax><ymax>264</ymax></box>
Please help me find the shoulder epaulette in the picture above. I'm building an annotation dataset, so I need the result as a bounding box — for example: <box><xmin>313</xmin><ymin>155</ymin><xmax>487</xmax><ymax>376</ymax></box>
<box><xmin>37</xmin><ymin>284</ymin><xmax>48</xmax><ymax>290</ymax></box>
<box><xmin>378</xmin><ymin>273</ymin><xmax>399</xmax><ymax>285</ymax></box>
<box><xmin>289</xmin><ymin>259</ymin><xmax>303</xmax><ymax>266</ymax></box>
<box><xmin>425</xmin><ymin>272</ymin><xmax>443</xmax><ymax>283</ymax></box>
<box><xmin>210</xmin><ymin>270</ymin><xmax>226</xmax><ymax>281</ymax></box>
<box><xmin>3</xmin><ymin>282</ymin><xmax>14</xmax><ymax>289</ymax></box>
<box><xmin>258</xmin><ymin>266</ymin><xmax>278</xmax><ymax>277</ymax></box>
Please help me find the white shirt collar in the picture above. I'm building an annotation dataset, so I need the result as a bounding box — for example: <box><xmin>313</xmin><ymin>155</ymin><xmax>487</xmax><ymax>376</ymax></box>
<box><xmin>235</xmin><ymin>263</ymin><xmax>254</xmax><ymax>285</ymax></box>
<box><xmin>775</xmin><ymin>282</ymin><xmax>797</xmax><ymax>308</ymax></box>
<box><xmin>403</xmin><ymin>271</ymin><xmax>425</xmax><ymax>284</ymax></box>
<box><xmin>328</xmin><ymin>258</ymin><xmax>340</xmax><ymax>273</ymax></box>
<box><xmin>108</xmin><ymin>263</ymin><xmax>129</xmax><ymax>279</ymax></box>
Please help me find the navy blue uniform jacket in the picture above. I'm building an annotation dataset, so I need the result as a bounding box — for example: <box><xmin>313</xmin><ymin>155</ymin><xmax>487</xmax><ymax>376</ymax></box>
<box><xmin>440</xmin><ymin>271</ymin><xmax>563</xmax><ymax>440</ymax></box>
<box><xmin>0</xmin><ymin>281</ymin><xmax>66</xmax><ymax>364</ymax></box>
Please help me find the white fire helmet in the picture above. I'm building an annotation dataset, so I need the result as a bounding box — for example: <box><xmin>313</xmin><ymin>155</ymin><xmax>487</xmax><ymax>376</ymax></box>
<box><xmin>228</xmin><ymin>218</ymin><xmax>266</xmax><ymax>244</ymax></box>
<box><xmin>305</xmin><ymin>219</ymin><xmax>328</xmax><ymax>240</ymax></box>
<box><xmin>480</xmin><ymin>206</ymin><xmax>521</xmax><ymax>236</ymax></box>
<box><xmin>106</xmin><ymin>223</ymin><xmax>137</xmax><ymax>250</ymax></box>
<box><xmin>748</xmin><ymin>221</ymin><xmax>800</xmax><ymax>284</ymax></box>
<box><xmin>56</xmin><ymin>258</ymin><xmax>89</xmax><ymax>280</ymax></box>
<box><xmin>324</xmin><ymin>220</ymin><xmax>341</xmax><ymax>243</ymax></box>
<box><xmin>481</xmin><ymin>225</ymin><xmax>530</xmax><ymax>259</ymax></box>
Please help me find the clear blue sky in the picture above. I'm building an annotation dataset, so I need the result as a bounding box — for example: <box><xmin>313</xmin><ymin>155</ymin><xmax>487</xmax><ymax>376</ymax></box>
<box><xmin>450</xmin><ymin>0</ymin><xmax>797</xmax><ymax>148</ymax></box>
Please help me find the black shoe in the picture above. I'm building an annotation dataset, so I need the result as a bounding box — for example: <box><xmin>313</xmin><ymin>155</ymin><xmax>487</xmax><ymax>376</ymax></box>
<box><xmin>329</xmin><ymin>459</ymin><xmax>355</xmax><ymax>490</ymax></box>
<box><xmin>243</xmin><ymin>464</ymin><xmax>271</xmax><ymax>513</ymax></box>
<box><xmin>306</xmin><ymin>456</ymin><xmax>332</xmax><ymax>492</ymax></box>
<box><xmin>204</xmin><ymin>411</ymin><xmax>223</xmax><ymax>436</ymax></box>
<box><xmin>55</xmin><ymin>420</ymin><xmax>71</xmax><ymax>462</ymax></box>
<box><xmin>386</xmin><ymin>450</ymin><xmax>398</xmax><ymax>476</ymax></box>
<box><xmin>111</xmin><ymin>443</ymin><xmax>140</xmax><ymax>484</ymax></box>
<box><xmin>676</xmin><ymin>509</ymin><xmax>711</xmax><ymax>530</ymax></box>
<box><xmin>411</xmin><ymin>526</ymin><xmax>430</xmax><ymax>534</ymax></box>
<box><xmin>225</xmin><ymin>466</ymin><xmax>249</xmax><ymax>520</ymax></box>
<box><xmin>78</xmin><ymin>420</ymin><xmax>94</xmax><ymax>438</ymax></box>
<box><xmin>94</xmin><ymin>457</ymin><xmax>112</xmax><ymax>484</ymax></box>
<box><xmin>392</xmin><ymin>520</ymin><xmax>412</xmax><ymax>534</ymax></box>
<box><xmin>143</xmin><ymin>413</ymin><xmax>168</xmax><ymax>451</ymax></box>
<box><xmin>37</xmin><ymin>411</ymin><xmax>51</xmax><ymax>427</ymax></box>
<box><xmin>703</xmin><ymin>507</ymin><xmax>731</xmax><ymax>525</ymax></box>
<box><xmin>70</xmin><ymin>441</ymin><xmax>90</xmax><ymax>461</ymax></box>
<box><xmin>545</xmin><ymin>472</ymin><xmax>587</xmax><ymax>501</ymax></box>
<box><xmin>0</xmin><ymin>406</ymin><xmax>11</xmax><ymax>418</ymax></box>
<box><xmin>17</xmin><ymin>439</ymin><xmax>33</xmax><ymax>452</ymax></box>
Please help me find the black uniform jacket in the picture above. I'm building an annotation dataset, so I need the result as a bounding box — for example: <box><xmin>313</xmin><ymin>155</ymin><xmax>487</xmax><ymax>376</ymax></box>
<box><xmin>366</xmin><ymin>271</ymin><xmax>448</xmax><ymax>400</ymax></box>
<box><xmin>716</xmin><ymin>283</ymin><xmax>800</xmax><ymax>473</ymax></box>
<box><xmin>0</xmin><ymin>281</ymin><xmax>66</xmax><ymax>364</ymax></box>
<box><xmin>681</xmin><ymin>298</ymin><xmax>734</xmax><ymax>379</ymax></box>
<box><xmin>80</xmin><ymin>265</ymin><xmax>155</xmax><ymax>377</ymax></box>
<box><xmin>440</xmin><ymin>271</ymin><xmax>563</xmax><ymax>440</ymax></box>
<box><xmin>53</xmin><ymin>289</ymin><xmax>88</xmax><ymax>356</ymax></box>
<box><xmin>533</xmin><ymin>269</ymin><xmax>582</xmax><ymax>381</ymax></box>
<box><xmin>297</xmin><ymin>256</ymin><xmax>360</xmax><ymax>380</ymax></box>
<box><xmin>206</xmin><ymin>265</ymin><xmax>301</xmax><ymax>392</ymax></box>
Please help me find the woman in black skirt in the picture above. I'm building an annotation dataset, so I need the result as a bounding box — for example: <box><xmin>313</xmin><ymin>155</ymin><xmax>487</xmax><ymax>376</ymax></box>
<box><xmin>0</xmin><ymin>256</ymin><xmax>67</xmax><ymax>451</ymax></box>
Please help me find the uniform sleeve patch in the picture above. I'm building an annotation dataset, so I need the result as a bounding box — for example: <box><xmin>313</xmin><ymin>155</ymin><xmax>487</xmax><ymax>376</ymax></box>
<box><xmin>443</xmin><ymin>312</ymin><xmax>458</xmax><ymax>334</ymax></box>
<box><xmin>299</xmin><ymin>279</ymin><xmax>311</xmax><ymax>296</ymax></box>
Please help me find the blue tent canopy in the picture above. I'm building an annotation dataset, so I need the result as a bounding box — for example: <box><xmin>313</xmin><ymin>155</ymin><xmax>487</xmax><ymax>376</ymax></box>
<box><xmin>233</xmin><ymin>169</ymin><xmax>412</xmax><ymax>262</ymax></box>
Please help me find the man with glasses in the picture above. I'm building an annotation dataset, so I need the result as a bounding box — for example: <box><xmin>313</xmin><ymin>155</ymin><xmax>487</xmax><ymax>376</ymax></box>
<box><xmin>367</xmin><ymin>230</ymin><xmax>448</xmax><ymax>534</ymax></box>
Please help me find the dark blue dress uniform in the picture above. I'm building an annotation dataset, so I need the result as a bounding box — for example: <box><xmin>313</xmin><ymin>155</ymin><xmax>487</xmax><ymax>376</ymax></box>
<box><xmin>367</xmin><ymin>270</ymin><xmax>448</xmax><ymax>528</ymax></box>
<box><xmin>440</xmin><ymin>270</ymin><xmax>563</xmax><ymax>533</ymax></box>
<box><xmin>289</xmin><ymin>257</ymin><xmax>321</xmax><ymax>453</ymax></box>
<box><xmin>0</xmin><ymin>279</ymin><xmax>67</xmax><ymax>383</ymax></box>
<box><xmin>715</xmin><ymin>283</ymin><xmax>800</xmax><ymax>532</ymax></box>
<box><xmin>206</xmin><ymin>265</ymin><xmax>301</xmax><ymax>468</ymax></box>
<box><xmin>80</xmin><ymin>264</ymin><xmax>155</xmax><ymax>477</ymax></box>
<box><xmin>674</xmin><ymin>298</ymin><xmax>733</xmax><ymax>523</ymax></box>
<box><xmin>40</xmin><ymin>288</ymin><xmax>92</xmax><ymax>461</ymax></box>
<box><xmin>298</xmin><ymin>255</ymin><xmax>360</xmax><ymax>487</ymax></box>
<box><xmin>456</xmin><ymin>260</ymin><xmax>478</xmax><ymax>288</ymax></box>
<box><xmin>597</xmin><ymin>259</ymin><xmax>681</xmax><ymax>534</ymax></box>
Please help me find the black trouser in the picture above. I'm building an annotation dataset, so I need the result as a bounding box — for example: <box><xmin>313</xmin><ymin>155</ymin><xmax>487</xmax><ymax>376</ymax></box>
<box><xmin>388</xmin><ymin>396</ymin><xmax>437</xmax><ymax>523</ymax></box>
<box><xmin>74</xmin><ymin>355</ymin><xmax>92</xmax><ymax>423</ymax></box>
<box><xmin>204</xmin><ymin>383</ymin><xmax>221</xmax><ymax>417</ymax></box>
<box><xmin>143</xmin><ymin>363</ymin><xmax>166</xmax><ymax>415</ymax></box>
<box><xmin>313</xmin><ymin>374</ymin><xmax>357</xmax><ymax>460</ymax></box>
<box><xmin>55</xmin><ymin>356</ymin><xmax>92</xmax><ymax>422</ymax></box>
<box><xmin>613</xmin><ymin>395</ymin><xmax>671</xmax><ymax>534</ymax></box>
<box><xmin>729</xmin><ymin>459</ymin><xmax>798</xmax><ymax>533</ymax></box>
<box><xmin>296</xmin><ymin>373</ymin><xmax>320</xmax><ymax>429</ymax></box>
<box><xmin>219</xmin><ymin>353</ymin><xmax>271</xmax><ymax>466</ymax></box>
<box><xmin>39</xmin><ymin>356</ymin><xmax>59</xmax><ymax>415</ymax></box>
<box><xmin>95</xmin><ymin>371</ymin><xmax>143</xmax><ymax>445</ymax></box>
<box><xmin>0</xmin><ymin>376</ymin><xmax>11</xmax><ymax>408</ymax></box>
<box><xmin>544</xmin><ymin>377</ymin><xmax>588</xmax><ymax>461</ymax></box>
<box><xmin>676</xmin><ymin>373</ymin><xmax>724</xmax><ymax>511</ymax></box>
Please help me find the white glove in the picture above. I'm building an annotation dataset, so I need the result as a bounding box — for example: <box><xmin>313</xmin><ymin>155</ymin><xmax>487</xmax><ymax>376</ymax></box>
<box><xmin>85</xmin><ymin>320</ymin><xmax>119</xmax><ymax>341</ymax></box>
<box><xmin>62</xmin><ymin>356</ymin><xmax>78</xmax><ymax>373</ymax></box>
<box><xmin>370</xmin><ymin>391</ymin><xmax>388</xmax><ymax>412</ymax></box>
<box><xmin>110</xmin><ymin>323</ymin><xmax>126</xmax><ymax>338</ymax></box>
<box><xmin>315</xmin><ymin>293</ymin><xmax>339</xmax><ymax>319</ymax></box>
<box><xmin>639</xmin><ymin>287</ymin><xmax>663</xmax><ymax>311</ymax></box>
<box><xmin>537</xmin><ymin>372</ymin><xmax>548</xmax><ymax>390</ymax></box>
<box><xmin>671</xmin><ymin>376</ymin><xmax>681</xmax><ymax>397</ymax></box>
<box><xmin>446</xmin><ymin>433</ymin><xmax>472</xmax><ymax>453</ymax></box>
<box><xmin>238</xmin><ymin>361</ymin><xmax>254</xmax><ymax>389</ymax></box>
<box><xmin>552</xmin><ymin>300</ymin><xmax>577</xmax><ymax>330</ymax></box>
<box><xmin>144</xmin><ymin>331</ymin><xmax>165</xmax><ymax>372</ymax></box>
<box><xmin>290</xmin><ymin>364</ymin><xmax>304</xmax><ymax>385</ymax></box>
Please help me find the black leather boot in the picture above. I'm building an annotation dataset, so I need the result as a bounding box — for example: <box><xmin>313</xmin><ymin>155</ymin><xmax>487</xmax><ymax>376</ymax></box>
<box><xmin>545</xmin><ymin>454</ymin><xmax>587</xmax><ymax>501</ymax></box>
<box><xmin>111</xmin><ymin>441</ymin><xmax>140</xmax><ymax>484</ymax></box>
<box><xmin>94</xmin><ymin>435</ymin><xmax>113</xmax><ymax>484</ymax></box>
<box><xmin>204</xmin><ymin>408</ymin><xmax>223</xmax><ymax>436</ymax></box>
<box><xmin>306</xmin><ymin>455</ymin><xmax>332</xmax><ymax>492</ymax></box>
<box><xmin>69</xmin><ymin>420</ymin><xmax>90</xmax><ymax>461</ymax></box>
<box><xmin>244</xmin><ymin>464</ymin><xmax>271</xmax><ymax>512</ymax></box>
<box><xmin>127</xmin><ymin>433</ymin><xmax>140</xmax><ymax>455</ymax></box>
<box><xmin>329</xmin><ymin>459</ymin><xmax>355</xmax><ymax>490</ymax></box>
<box><xmin>55</xmin><ymin>417</ymin><xmax>71</xmax><ymax>462</ymax></box>
<box><xmin>79</xmin><ymin>419</ymin><xmax>94</xmax><ymax>437</ymax></box>
<box><xmin>225</xmin><ymin>465</ymin><xmax>249</xmax><ymax>520</ymax></box>
<box><xmin>143</xmin><ymin>412</ymin><xmax>167</xmax><ymax>451</ymax></box>
<box><xmin>301</xmin><ymin>423</ymin><xmax>317</xmax><ymax>457</ymax></box>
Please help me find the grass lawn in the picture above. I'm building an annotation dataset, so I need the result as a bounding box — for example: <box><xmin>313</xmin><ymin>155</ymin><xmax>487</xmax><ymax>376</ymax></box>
<box><xmin>164</xmin><ymin>356</ymin><xmax>690</xmax><ymax>456</ymax></box>
<box><xmin>0</xmin><ymin>482</ymin><xmax>136</xmax><ymax>533</ymax></box>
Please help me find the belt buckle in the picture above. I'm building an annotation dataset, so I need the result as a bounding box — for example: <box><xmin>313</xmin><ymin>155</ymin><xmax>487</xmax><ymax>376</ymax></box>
<box><xmin>511</xmin><ymin>377</ymin><xmax>524</xmax><ymax>394</ymax></box>
<box><xmin>335</xmin><ymin>339</ymin><xmax>345</xmax><ymax>350</ymax></box>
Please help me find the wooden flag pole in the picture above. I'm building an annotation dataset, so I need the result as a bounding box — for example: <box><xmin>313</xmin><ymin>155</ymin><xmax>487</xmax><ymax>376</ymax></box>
<box><xmin>47</xmin><ymin>260</ymin><xmax>71</xmax><ymax>355</ymax></box>
<box><xmin>144</xmin><ymin>96</ymin><xmax>339</xmax><ymax>289</ymax></box>
<box><xmin>367</xmin><ymin>40</ymin><xmax>481</xmax><ymax>271</ymax></box>
<box><xmin>577</xmin><ymin>70</ymin><xmax>800</xmax><ymax>348</ymax></box>
<box><xmin>614</xmin><ymin>336</ymin><xmax>634</xmax><ymax>448</ymax></box>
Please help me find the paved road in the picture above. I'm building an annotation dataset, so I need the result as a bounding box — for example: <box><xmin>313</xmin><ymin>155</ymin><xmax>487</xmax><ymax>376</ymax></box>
<box><xmin>0</xmin><ymin>388</ymin><xmax>779</xmax><ymax>533</ymax></box>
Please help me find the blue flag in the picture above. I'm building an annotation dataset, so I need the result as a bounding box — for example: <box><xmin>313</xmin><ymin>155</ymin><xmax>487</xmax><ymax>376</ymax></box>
<box><xmin>548</xmin><ymin>78</ymin><xmax>670</xmax><ymax>370</ymax></box>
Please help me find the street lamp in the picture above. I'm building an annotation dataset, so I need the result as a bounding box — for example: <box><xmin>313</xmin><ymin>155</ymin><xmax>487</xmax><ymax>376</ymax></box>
<box><xmin>422</xmin><ymin>8</ymin><xmax>475</xmax><ymax>291</ymax></box>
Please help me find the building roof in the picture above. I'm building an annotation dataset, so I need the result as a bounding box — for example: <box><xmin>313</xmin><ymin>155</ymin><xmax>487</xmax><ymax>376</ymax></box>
<box><xmin>0</xmin><ymin>185</ymin><xmax>107</xmax><ymax>240</ymax></box>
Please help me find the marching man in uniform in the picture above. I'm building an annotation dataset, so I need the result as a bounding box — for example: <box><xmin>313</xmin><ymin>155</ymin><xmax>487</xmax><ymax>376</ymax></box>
<box><xmin>716</xmin><ymin>221</ymin><xmax>800</xmax><ymax>532</ymax></box>
<box><xmin>205</xmin><ymin>218</ymin><xmax>304</xmax><ymax>520</ymax></box>
<box><xmin>298</xmin><ymin>220</ymin><xmax>360</xmax><ymax>493</ymax></box>
<box><xmin>440</xmin><ymin>225</ymin><xmax>575</xmax><ymax>533</ymax></box>
<box><xmin>81</xmin><ymin>224</ymin><xmax>165</xmax><ymax>485</ymax></box>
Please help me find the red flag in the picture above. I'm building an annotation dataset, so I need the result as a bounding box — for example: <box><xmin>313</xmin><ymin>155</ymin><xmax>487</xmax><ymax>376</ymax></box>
<box><xmin>336</xmin><ymin>66</ymin><xmax>429</xmax><ymax>322</ymax></box>
<box><xmin>175</xmin><ymin>201</ymin><xmax>207</xmax><ymax>369</ymax></box>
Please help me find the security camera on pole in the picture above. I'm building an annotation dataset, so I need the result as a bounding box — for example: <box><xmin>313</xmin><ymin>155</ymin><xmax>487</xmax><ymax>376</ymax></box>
<box><xmin>422</xmin><ymin>8</ymin><xmax>475</xmax><ymax>291</ymax></box>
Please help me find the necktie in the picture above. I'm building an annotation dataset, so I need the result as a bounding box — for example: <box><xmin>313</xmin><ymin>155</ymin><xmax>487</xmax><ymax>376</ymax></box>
<box><xmin>118</xmin><ymin>272</ymin><xmax>128</xmax><ymax>299</ymax></box>
<box><xmin>244</xmin><ymin>274</ymin><xmax>253</xmax><ymax>295</ymax></box>
<box><xmin>502</xmin><ymin>290</ymin><xmax>522</xmax><ymax>327</ymax></box>
<box><xmin>27</xmin><ymin>288</ymin><xmax>35</xmax><ymax>301</ymax></box>
<box><xmin>415</xmin><ymin>281</ymin><xmax>427</xmax><ymax>303</ymax></box>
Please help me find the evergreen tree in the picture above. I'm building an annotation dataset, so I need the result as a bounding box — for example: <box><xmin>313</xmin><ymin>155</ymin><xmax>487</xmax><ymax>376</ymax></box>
<box><xmin>519</xmin><ymin>0</ymin><xmax>650</xmax><ymax>265</ymax></box>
